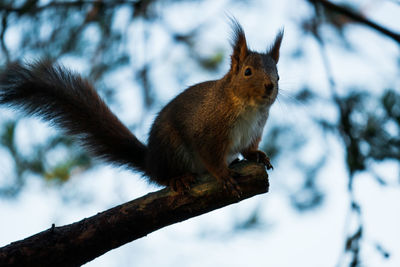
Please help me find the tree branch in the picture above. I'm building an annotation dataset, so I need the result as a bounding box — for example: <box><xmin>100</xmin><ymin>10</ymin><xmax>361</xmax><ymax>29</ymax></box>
<box><xmin>0</xmin><ymin>161</ymin><xmax>269</xmax><ymax>267</ymax></box>
<box><xmin>0</xmin><ymin>0</ymin><xmax>140</xmax><ymax>13</ymax></box>
<box><xmin>309</xmin><ymin>0</ymin><xmax>400</xmax><ymax>44</ymax></box>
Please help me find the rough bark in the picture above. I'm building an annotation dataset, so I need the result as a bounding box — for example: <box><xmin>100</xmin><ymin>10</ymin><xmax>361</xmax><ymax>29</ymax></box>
<box><xmin>0</xmin><ymin>161</ymin><xmax>269</xmax><ymax>267</ymax></box>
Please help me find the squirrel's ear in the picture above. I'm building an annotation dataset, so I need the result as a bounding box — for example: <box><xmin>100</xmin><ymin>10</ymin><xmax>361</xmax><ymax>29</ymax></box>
<box><xmin>229</xmin><ymin>19</ymin><xmax>249</xmax><ymax>72</ymax></box>
<box><xmin>267</xmin><ymin>29</ymin><xmax>284</xmax><ymax>63</ymax></box>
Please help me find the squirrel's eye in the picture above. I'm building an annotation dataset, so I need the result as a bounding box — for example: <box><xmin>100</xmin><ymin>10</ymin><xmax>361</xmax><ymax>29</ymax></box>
<box><xmin>244</xmin><ymin>68</ymin><xmax>252</xmax><ymax>76</ymax></box>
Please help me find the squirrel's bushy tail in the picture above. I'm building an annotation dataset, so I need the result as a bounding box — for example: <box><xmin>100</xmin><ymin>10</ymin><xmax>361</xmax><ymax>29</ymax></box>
<box><xmin>0</xmin><ymin>60</ymin><xmax>148</xmax><ymax>173</ymax></box>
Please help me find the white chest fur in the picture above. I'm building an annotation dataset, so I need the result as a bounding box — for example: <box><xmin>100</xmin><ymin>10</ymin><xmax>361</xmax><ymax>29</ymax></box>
<box><xmin>227</xmin><ymin>106</ymin><xmax>269</xmax><ymax>162</ymax></box>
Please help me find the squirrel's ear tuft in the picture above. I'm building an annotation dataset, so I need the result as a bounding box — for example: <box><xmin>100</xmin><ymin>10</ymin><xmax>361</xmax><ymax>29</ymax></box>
<box><xmin>267</xmin><ymin>29</ymin><xmax>284</xmax><ymax>63</ymax></box>
<box><xmin>229</xmin><ymin>18</ymin><xmax>249</xmax><ymax>72</ymax></box>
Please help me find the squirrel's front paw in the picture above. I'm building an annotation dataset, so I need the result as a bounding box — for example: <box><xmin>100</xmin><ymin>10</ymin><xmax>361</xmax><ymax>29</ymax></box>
<box><xmin>243</xmin><ymin>150</ymin><xmax>273</xmax><ymax>170</ymax></box>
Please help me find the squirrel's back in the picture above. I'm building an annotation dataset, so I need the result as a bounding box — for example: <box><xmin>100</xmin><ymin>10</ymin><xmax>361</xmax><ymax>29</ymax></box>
<box><xmin>146</xmin><ymin>80</ymin><xmax>222</xmax><ymax>183</ymax></box>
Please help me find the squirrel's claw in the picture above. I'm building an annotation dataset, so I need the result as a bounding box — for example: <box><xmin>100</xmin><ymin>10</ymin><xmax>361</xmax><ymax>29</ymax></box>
<box><xmin>220</xmin><ymin>171</ymin><xmax>242</xmax><ymax>198</ymax></box>
<box><xmin>243</xmin><ymin>150</ymin><xmax>273</xmax><ymax>170</ymax></box>
<box><xmin>169</xmin><ymin>174</ymin><xmax>195</xmax><ymax>194</ymax></box>
<box><xmin>263</xmin><ymin>156</ymin><xmax>274</xmax><ymax>170</ymax></box>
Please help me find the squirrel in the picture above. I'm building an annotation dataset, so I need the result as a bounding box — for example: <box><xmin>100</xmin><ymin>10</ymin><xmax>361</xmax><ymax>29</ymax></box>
<box><xmin>0</xmin><ymin>20</ymin><xmax>283</xmax><ymax>195</ymax></box>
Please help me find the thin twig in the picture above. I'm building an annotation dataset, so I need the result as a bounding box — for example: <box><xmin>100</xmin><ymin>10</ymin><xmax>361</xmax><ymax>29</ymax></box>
<box><xmin>310</xmin><ymin>4</ymin><xmax>365</xmax><ymax>267</ymax></box>
<box><xmin>309</xmin><ymin>0</ymin><xmax>400</xmax><ymax>44</ymax></box>
<box><xmin>0</xmin><ymin>12</ymin><xmax>10</xmax><ymax>63</ymax></box>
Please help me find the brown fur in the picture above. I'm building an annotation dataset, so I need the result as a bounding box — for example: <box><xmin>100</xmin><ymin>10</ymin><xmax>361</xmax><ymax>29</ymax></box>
<box><xmin>0</xmin><ymin>20</ymin><xmax>283</xmax><ymax>192</ymax></box>
<box><xmin>147</xmin><ymin>21</ymin><xmax>283</xmax><ymax>190</ymax></box>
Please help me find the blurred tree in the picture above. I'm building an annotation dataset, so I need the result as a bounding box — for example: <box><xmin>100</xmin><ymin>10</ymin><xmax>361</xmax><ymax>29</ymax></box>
<box><xmin>305</xmin><ymin>1</ymin><xmax>399</xmax><ymax>265</ymax></box>
<box><xmin>0</xmin><ymin>0</ymin><xmax>399</xmax><ymax>266</ymax></box>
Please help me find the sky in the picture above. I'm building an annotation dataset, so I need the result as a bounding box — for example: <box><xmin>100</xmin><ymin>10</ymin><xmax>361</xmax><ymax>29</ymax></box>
<box><xmin>0</xmin><ymin>0</ymin><xmax>399</xmax><ymax>266</ymax></box>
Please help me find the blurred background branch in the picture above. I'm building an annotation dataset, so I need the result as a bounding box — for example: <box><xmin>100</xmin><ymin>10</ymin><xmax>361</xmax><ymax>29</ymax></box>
<box><xmin>309</xmin><ymin>0</ymin><xmax>400</xmax><ymax>43</ymax></box>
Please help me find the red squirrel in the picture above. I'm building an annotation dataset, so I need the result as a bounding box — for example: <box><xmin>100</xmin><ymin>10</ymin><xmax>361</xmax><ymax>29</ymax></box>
<box><xmin>0</xmin><ymin>20</ymin><xmax>283</xmax><ymax>194</ymax></box>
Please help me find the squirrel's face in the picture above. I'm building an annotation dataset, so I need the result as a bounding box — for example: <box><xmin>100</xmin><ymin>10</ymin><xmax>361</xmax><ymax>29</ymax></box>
<box><xmin>228</xmin><ymin>20</ymin><xmax>283</xmax><ymax>108</ymax></box>
<box><xmin>233</xmin><ymin>53</ymin><xmax>279</xmax><ymax>107</ymax></box>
